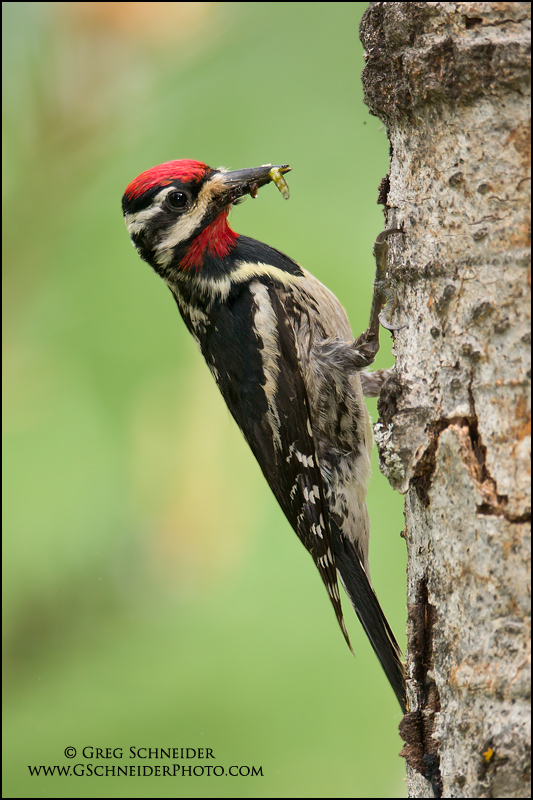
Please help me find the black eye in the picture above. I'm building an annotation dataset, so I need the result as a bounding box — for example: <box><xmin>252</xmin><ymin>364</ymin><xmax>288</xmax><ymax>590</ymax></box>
<box><xmin>165</xmin><ymin>191</ymin><xmax>188</xmax><ymax>211</ymax></box>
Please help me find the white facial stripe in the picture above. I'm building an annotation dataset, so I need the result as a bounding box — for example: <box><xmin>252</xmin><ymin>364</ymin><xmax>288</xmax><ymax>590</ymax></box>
<box><xmin>153</xmin><ymin>186</ymin><xmax>177</xmax><ymax>203</ymax></box>
<box><xmin>124</xmin><ymin>206</ymin><xmax>160</xmax><ymax>235</ymax></box>
<box><xmin>155</xmin><ymin>175</ymin><xmax>228</xmax><ymax>267</ymax></box>
<box><xmin>124</xmin><ymin>186</ymin><xmax>178</xmax><ymax>235</ymax></box>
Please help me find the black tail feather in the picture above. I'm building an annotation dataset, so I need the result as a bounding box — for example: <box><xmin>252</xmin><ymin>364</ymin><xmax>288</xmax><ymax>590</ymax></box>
<box><xmin>333</xmin><ymin>534</ymin><xmax>407</xmax><ymax>713</ymax></box>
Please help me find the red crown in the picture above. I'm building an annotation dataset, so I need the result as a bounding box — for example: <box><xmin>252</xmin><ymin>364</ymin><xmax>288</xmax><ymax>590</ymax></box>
<box><xmin>124</xmin><ymin>159</ymin><xmax>210</xmax><ymax>200</ymax></box>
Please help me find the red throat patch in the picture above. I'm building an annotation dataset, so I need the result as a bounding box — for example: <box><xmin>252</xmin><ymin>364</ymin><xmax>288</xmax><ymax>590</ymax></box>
<box><xmin>124</xmin><ymin>159</ymin><xmax>210</xmax><ymax>200</ymax></box>
<box><xmin>181</xmin><ymin>211</ymin><xmax>238</xmax><ymax>272</ymax></box>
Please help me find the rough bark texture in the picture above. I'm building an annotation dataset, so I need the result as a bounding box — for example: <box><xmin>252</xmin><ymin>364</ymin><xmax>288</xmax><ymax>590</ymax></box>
<box><xmin>360</xmin><ymin>3</ymin><xmax>531</xmax><ymax>798</ymax></box>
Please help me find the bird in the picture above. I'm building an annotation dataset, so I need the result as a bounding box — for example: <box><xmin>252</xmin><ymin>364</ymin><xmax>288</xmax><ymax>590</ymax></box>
<box><xmin>122</xmin><ymin>159</ymin><xmax>406</xmax><ymax>712</ymax></box>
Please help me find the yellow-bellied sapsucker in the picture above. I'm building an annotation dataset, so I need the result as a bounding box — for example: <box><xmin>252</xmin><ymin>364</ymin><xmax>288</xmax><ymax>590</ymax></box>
<box><xmin>122</xmin><ymin>160</ymin><xmax>406</xmax><ymax>712</ymax></box>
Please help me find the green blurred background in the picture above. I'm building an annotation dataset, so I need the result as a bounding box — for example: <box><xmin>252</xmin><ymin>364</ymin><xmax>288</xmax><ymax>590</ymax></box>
<box><xmin>3</xmin><ymin>3</ymin><xmax>406</xmax><ymax>797</ymax></box>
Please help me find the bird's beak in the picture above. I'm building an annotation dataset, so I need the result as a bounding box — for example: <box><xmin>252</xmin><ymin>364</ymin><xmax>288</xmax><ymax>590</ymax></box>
<box><xmin>218</xmin><ymin>164</ymin><xmax>291</xmax><ymax>204</ymax></box>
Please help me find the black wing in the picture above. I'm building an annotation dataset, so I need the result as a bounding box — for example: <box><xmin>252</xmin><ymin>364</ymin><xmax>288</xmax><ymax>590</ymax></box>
<box><xmin>199</xmin><ymin>278</ymin><xmax>352</xmax><ymax>649</ymax></box>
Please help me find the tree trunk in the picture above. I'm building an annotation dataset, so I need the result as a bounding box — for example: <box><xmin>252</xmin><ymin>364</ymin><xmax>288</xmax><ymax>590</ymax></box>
<box><xmin>359</xmin><ymin>3</ymin><xmax>531</xmax><ymax>797</ymax></box>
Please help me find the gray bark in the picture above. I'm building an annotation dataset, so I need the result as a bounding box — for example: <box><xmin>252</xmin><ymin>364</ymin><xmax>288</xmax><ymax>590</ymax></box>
<box><xmin>360</xmin><ymin>3</ymin><xmax>531</xmax><ymax>797</ymax></box>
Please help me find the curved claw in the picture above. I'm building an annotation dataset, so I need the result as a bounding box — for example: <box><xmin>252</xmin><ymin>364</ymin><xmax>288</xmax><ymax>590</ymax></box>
<box><xmin>379</xmin><ymin>311</ymin><xmax>405</xmax><ymax>332</ymax></box>
<box><xmin>374</xmin><ymin>228</ymin><xmax>403</xmax><ymax>244</ymax></box>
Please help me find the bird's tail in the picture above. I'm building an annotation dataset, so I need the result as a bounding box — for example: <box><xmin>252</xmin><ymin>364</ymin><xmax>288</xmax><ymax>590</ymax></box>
<box><xmin>333</xmin><ymin>534</ymin><xmax>407</xmax><ymax>713</ymax></box>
